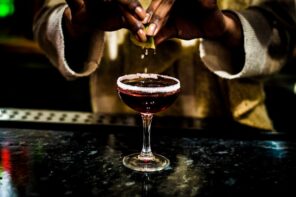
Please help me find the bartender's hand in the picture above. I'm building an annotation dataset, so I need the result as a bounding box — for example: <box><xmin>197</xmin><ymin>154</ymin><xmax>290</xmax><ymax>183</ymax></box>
<box><xmin>63</xmin><ymin>0</ymin><xmax>148</xmax><ymax>41</ymax></box>
<box><xmin>145</xmin><ymin>0</ymin><xmax>243</xmax><ymax>48</ymax></box>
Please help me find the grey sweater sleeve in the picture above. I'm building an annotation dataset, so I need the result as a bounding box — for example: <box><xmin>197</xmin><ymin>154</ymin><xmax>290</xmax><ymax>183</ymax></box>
<box><xmin>200</xmin><ymin>1</ymin><xmax>295</xmax><ymax>79</ymax></box>
<box><xmin>33</xmin><ymin>2</ymin><xmax>105</xmax><ymax>80</ymax></box>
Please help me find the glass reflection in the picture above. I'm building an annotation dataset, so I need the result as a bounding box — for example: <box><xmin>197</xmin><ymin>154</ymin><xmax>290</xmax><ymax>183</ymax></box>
<box><xmin>0</xmin><ymin>147</ymin><xmax>17</xmax><ymax>197</ymax></box>
<box><xmin>141</xmin><ymin>173</ymin><xmax>152</xmax><ymax>197</ymax></box>
<box><xmin>158</xmin><ymin>155</ymin><xmax>203</xmax><ymax>196</ymax></box>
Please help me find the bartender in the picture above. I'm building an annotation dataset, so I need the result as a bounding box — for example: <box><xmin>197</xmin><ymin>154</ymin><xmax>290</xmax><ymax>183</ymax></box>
<box><xmin>33</xmin><ymin>0</ymin><xmax>296</xmax><ymax>131</ymax></box>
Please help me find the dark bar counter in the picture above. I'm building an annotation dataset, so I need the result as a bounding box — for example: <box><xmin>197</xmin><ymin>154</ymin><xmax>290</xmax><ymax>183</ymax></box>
<box><xmin>0</xmin><ymin>108</ymin><xmax>295</xmax><ymax>197</ymax></box>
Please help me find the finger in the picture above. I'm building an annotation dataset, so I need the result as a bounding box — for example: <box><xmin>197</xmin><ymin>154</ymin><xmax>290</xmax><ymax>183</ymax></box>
<box><xmin>118</xmin><ymin>0</ymin><xmax>147</xmax><ymax>20</ymax></box>
<box><xmin>146</xmin><ymin>0</ymin><xmax>175</xmax><ymax>36</ymax></box>
<box><xmin>65</xmin><ymin>0</ymin><xmax>85</xmax><ymax>13</ymax></box>
<box><xmin>146</xmin><ymin>0</ymin><xmax>162</xmax><ymax>15</ymax></box>
<box><xmin>143</xmin><ymin>0</ymin><xmax>161</xmax><ymax>24</ymax></box>
<box><xmin>153</xmin><ymin>24</ymin><xmax>176</xmax><ymax>45</ymax></box>
<box><xmin>120</xmin><ymin>6</ymin><xmax>147</xmax><ymax>42</ymax></box>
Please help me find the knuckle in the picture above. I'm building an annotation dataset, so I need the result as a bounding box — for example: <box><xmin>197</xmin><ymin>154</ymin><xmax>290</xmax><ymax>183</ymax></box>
<box><xmin>128</xmin><ymin>1</ymin><xmax>139</xmax><ymax>10</ymax></box>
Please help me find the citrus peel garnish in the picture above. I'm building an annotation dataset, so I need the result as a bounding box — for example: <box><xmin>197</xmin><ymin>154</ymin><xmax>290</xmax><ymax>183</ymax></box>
<box><xmin>130</xmin><ymin>33</ymin><xmax>156</xmax><ymax>49</ymax></box>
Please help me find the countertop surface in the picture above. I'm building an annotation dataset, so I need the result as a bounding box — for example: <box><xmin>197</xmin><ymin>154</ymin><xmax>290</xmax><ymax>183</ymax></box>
<box><xmin>0</xmin><ymin>110</ymin><xmax>295</xmax><ymax>197</ymax></box>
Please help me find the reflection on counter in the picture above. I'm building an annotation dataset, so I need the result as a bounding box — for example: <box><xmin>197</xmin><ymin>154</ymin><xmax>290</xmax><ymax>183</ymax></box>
<box><xmin>0</xmin><ymin>127</ymin><xmax>295</xmax><ymax>196</ymax></box>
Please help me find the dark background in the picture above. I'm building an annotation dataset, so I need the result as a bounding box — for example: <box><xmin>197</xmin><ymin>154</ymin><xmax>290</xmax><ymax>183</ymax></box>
<box><xmin>0</xmin><ymin>0</ymin><xmax>92</xmax><ymax>112</ymax></box>
<box><xmin>0</xmin><ymin>0</ymin><xmax>295</xmax><ymax>133</ymax></box>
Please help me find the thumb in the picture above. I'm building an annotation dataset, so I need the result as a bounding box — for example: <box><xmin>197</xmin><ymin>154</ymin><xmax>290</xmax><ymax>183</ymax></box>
<box><xmin>65</xmin><ymin>0</ymin><xmax>85</xmax><ymax>13</ymax></box>
<box><xmin>153</xmin><ymin>25</ymin><xmax>177</xmax><ymax>45</ymax></box>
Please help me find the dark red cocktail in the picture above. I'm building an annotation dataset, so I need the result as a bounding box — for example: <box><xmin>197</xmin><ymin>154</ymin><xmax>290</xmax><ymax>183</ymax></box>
<box><xmin>117</xmin><ymin>74</ymin><xmax>180</xmax><ymax>114</ymax></box>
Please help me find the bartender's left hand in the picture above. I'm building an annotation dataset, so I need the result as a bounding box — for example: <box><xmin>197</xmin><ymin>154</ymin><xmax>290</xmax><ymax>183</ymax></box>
<box><xmin>64</xmin><ymin>0</ymin><xmax>149</xmax><ymax>41</ymax></box>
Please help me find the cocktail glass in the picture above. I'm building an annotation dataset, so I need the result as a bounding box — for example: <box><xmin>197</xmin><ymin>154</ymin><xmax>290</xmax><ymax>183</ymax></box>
<box><xmin>117</xmin><ymin>73</ymin><xmax>181</xmax><ymax>172</ymax></box>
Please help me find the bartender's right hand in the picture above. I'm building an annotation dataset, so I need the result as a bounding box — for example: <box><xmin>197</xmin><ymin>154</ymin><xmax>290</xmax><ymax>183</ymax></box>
<box><xmin>64</xmin><ymin>0</ymin><xmax>148</xmax><ymax>41</ymax></box>
<box><xmin>145</xmin><ymin>0</ymin><xmax>243</xmax><ymax>48</ymax></box>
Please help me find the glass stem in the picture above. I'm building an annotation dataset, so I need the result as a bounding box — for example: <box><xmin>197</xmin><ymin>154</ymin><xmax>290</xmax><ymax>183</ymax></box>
<box><xmin>139</xmin><ymin>113</ymin><xmax>154</xmax><ymax>160</ymax></box>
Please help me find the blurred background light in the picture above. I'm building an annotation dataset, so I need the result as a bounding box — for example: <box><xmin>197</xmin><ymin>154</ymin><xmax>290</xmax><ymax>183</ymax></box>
<box><xmin>0</xmin><ymin>0</ymin><xmax>14</xmax><ymax>18</ymax></box>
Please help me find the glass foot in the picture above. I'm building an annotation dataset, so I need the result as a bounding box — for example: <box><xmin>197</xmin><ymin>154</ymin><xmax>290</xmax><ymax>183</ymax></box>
<box><xmin>123</xmin><ymin>153</ymin><xmax>170</xmax><ymax>172</ymax></box>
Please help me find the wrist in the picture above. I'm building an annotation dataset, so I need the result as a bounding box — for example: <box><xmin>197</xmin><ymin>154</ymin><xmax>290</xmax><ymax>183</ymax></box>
<box><xmin>215</xmin><ymin>11</ymin><xmax>245</xmax><ymax>73</ymax></box>
<box><xmin>62</xmin><ymin>8</ymin><xmax>94</xmax><ymax>71</ymax></box>
<box><xmin>220</xmin><ymin>10</ymin><xmax>243</xmax><ymax>49</ymax></box>
<box><xmin>62</xmin><ymin>8</ymin><xmax>85</xmax><ymax>39</ymax></box>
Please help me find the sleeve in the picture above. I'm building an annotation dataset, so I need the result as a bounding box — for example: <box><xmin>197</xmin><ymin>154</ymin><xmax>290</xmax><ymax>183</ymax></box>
<box><xmin>199</xmin><ymin>1</ymin><xmax>296</xmax><ymax>79</ymax></box>
<box><xmin>33</xmin><ymin>1</ymin><xmax>105</xmax><ymax>80</ymax></box>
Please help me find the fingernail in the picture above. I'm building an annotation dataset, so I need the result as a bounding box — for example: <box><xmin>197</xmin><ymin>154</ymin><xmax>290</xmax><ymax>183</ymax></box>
<box><xmin>146</xmin><ymin>23</ymin><xmax>156</xmax><ymax>36</ymax></box>
<box><xmin>137</xmin><ymin>29</ymin><xmax>147</xmax><ymax>42</ymax></box>
<box><xmin>142</xmin><ymin>13</ymin><xmax>150</xmax><ymax>24</ymax></box>
<box><xmin>135</xmin><ymin>7</ymin><xmax>146</xmax><ymax>19</ymax></box>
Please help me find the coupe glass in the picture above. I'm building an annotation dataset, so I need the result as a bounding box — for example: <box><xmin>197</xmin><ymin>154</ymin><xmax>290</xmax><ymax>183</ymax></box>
<box><xmin>117</xmin><ymin>73</ymin><xmax>181</xmax><ymax>172</ymax></box>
